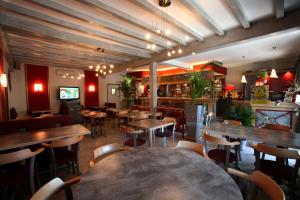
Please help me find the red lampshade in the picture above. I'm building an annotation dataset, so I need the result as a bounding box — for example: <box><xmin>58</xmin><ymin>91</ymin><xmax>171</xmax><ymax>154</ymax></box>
<box><xmin>34</xmin><ymin>83</ymin><xmax>43</xmax><ymax>92</ymax></box>
<box><xmin>89</xmin><ymin>85</ymin><xmax>95</xmax><ymax>92</ymax></box>
<box><xmin>225</xmin><ymin>84</ymin><xmax>235</xmax><ymax>91</ymax></box>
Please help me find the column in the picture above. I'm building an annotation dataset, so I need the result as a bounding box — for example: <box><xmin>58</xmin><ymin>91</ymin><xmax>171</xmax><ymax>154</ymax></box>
<box><xmin>149</xmin><ymin>62</ymin><xmax>158</xmax><ymax>112</ymax></box>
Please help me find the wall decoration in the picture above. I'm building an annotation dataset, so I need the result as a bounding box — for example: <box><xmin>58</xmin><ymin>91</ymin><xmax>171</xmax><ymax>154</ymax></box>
<box><xmin>251</xmin><ymin>85</ymin><xmax>269</xmax><ymax>104</ymax></box>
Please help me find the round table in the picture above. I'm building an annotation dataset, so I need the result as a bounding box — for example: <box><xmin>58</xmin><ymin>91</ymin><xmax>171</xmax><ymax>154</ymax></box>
<box><xmin>74</xmin><ymin>148</ymin><xmax>242</xmax><ymax>200</ymax></box>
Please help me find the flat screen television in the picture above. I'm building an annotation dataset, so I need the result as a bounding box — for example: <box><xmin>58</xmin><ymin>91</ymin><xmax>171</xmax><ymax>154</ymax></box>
<box><xmin>59</xmin><ymin>86</ymin><xmax>80</xmax><ymax>100</ymax></box>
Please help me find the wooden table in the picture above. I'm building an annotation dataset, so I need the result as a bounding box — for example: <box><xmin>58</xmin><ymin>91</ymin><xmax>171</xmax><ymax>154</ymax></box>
<box><xmin>0</xmin><ymin>124</ymin><xmax>90</xmax><ymax>152</ymax></box>
<box><xmin>128</xmin><ymin>119</ymin><xmax>175</xmax><ymax>147</ymax></box>
<box><xmin>74</xmin><ymin>148</ymin><xmax>242</xmax><ymax>200</ymax></box>
<box><xmin>203</xmin><ymin>122</ymin><xmax>300</xmax><ymax>149</ymax></box>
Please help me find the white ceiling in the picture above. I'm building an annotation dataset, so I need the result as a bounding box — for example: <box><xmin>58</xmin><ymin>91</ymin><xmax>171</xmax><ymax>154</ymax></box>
<box><xmin>165</xmin><ymin>29</ymin><xmax>300</xmax><ymax>68</ymax></box>
<box><xmin>0</xmin><ymin>0</ymin><xmax>299</xmax><ymax>70</ymax></box>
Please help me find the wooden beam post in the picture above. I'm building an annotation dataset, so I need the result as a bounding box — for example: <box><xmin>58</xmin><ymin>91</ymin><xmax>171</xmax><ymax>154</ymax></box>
<box><xmin>149</xmin><ymin>62</ymin><xmax>158</xmax><ymax>112</ymax></box>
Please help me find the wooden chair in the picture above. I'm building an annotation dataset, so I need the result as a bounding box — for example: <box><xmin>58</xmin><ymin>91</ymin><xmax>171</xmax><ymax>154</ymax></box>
<box><xmin>120</xmin><ymin>126</ymin><xmax>145</xmax><ymax>147</ymax></box>
<box><xmin>176</xmin><ymin>140</ymin><xmax>209</xmax><ymax>159</ymax></box>
<box><xmin>228</xmin><ymin>168</ymin><xmax>285</xmax><ymax>200</ymax></box>
<box><xmin>0</xmin><ymin>148</ymin><xmax>44</xmax><ymax>197</ymax></box>
<box><xmin>224</xmin><ymin>120</ymin><xmax>242</xmax><ymax>125</ymax></box>
<box><xmin>131</xmin><ymin>109</ymin><xmax>140</xmax><ymax>113</ymax></box>
<box><xmin>155</xmin><ymin>117</ymin><xmax>176</xmax><ymax>146</ymax></box>
<box><xmin>150</xmin><ymin>112</ymin><xmax>163</xmax><ymax>120</ymax></box>
<box><xmin>263</xmin><ymin>123</ymin><xmax>291</xmax><ymax>132</ymax></box>
<box><xmin>202</xmin><ymin>132</ymin><xmax>240</xmax><ymax>171</ymax></box>
<box><xmin>223</xmin><ymin>120</ymin><xmax>243</xmax><ymax>161</ymax></box>
<box><xmin>250</xmin><ymin>142</ymin><xmax>300</xmax><ymax>199</ymax></box>
<box><xmin>42</xmin><ymin>136</ymin><xmax>84</xmax><ymax>178</ymax></box>
<box><xmin>89</xmin><ymin>143</ymin><xmax>127</xmax><ymax>167</ymax></box>
<box><xmin>30</xmin><ymin>176</ymin><xmax>80</xmax><ymax>200</ymax></box>
<box><xmin>117</xmin><ymin>110</ymin><xmax>129</xmax><ymax>126</ymax></box>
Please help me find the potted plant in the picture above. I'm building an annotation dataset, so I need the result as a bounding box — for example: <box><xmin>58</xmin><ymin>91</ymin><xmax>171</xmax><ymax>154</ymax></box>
<box><xmin>120</xmin><ymin>75</ymin><xmax>135</xmax><ymax>108</ymax></box>
<box><xmin>185</xmin><ymin>71</ymin><xmax>212</xmax><ymax>141</ymax></box>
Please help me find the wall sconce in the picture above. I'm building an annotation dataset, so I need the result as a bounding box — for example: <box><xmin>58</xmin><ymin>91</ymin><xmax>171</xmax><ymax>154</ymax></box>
<box><xmin>225</xmin><ymin>84</ymin><xmax>235</xmax><ymax>91</ymax></box>
<box><xmin>240</xmin><ymin>75</ymin><xmax>247</xmax><ymax>83</ymax></box>
<box><xmin>34</xmin><ymin>83</ymin><xmax>43</xmax><ymax>92</ymax></box>
<box><xmin>89</xmin><ymin>85</ymin><xmax>95</xmax><ymax>92</ymax></box>
<box><xmin>270</xmin><ymin>69</ymin><xmax>278</xmax><ymax>78</ymax></box>
<box><xmin>0</xmin><ymin>73</ymin><xmax>8</xmax><ymax>88</ymax></box>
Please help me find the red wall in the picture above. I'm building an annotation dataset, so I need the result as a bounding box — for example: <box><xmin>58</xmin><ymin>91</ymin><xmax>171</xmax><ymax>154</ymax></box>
<box><xmin>84</xmin><ymin>70</ymin><xmax>99</xmax><ymax>107</ymax></box>
<box><xmin>0</xmin><ymin>41</ymin><xmax>7</xmax><ymax>120</ymax></box>
<box><xmin>269</xmin><ymin>71</ymin><xmax>295</xmax><ymax>92</ymax></box>
<box><xmin>26</xmin><ymin>64</ymin><xmax>50</xmax><ymax>112</ymax></box>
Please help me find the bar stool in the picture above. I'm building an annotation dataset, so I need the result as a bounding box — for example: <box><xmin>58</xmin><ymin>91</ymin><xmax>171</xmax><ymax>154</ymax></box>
<box><xmin>0</xmin><ymin>148</ymin><xmax>44</xmax><ymax>198</ymax></box>
<box><xmin>42</xmin><ymin>136</ymin><xmax>83</xmax><ymax>178</ymax></box>
<box><xmin>120</xmin><ymin>126</ymin><xmax>145</xmax><ymax>147</ymax></box>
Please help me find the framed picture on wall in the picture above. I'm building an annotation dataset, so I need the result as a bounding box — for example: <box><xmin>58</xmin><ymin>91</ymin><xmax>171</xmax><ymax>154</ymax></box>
<box><xmin>111</xmin><ymin>88</ymin><xmax>116</xmax><ymax>95</ymax></box>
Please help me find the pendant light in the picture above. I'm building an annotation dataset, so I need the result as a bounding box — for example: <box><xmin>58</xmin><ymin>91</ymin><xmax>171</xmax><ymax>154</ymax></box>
<box><xmin>240</xmin><ymin>75</ymin><xmax>247</xmax><ymax>83</ymax></box>
<box><xmin>270</xmin><ymin>69</ymin><xmax>278</xmax><ymax>78</ymax></box>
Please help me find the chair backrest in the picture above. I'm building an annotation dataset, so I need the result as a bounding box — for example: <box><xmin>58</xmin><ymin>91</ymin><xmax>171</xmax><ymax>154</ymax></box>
<box><xmin>120</xmin><ymin>126</ymin><xmax>143</xmax><ymax>134</ymax></box>
<box><xmin>46</xmin><ymin>136</ymin><xmax>84</xmax><ymax>148</ymax></box>
<box><xmin>224</xmin><ymin>120</ymin><xmax>242</xmax><ymax>126</ymax></box>
<box><xmin>151</xmin><ymin>112</ymin><xmax>163</xmax><ymax>119</ymax></box>
<box><xmin>90</xmin><ymin>143</ymin><xmax>126</xmax><ymax>167</ymax></box>
<box><xmin>131</xmin><ymin>109</ymin><xmax>140</xmax><ymax>113</ymax></box>
<box><xmin>228</xmin><ymin>168</ymin><xmax>285</xmax><ymax>200</ymax></box>
<box><xmin>162</xmin><ymin>117</ymin><xmax>176</xmax><ymax>123</ymax></box>
<box><xmin>10</xmin><ymin>107</ymin><xmax>18</xmax><ymax>120</ymax></box>
<box><xmin>263</xmin><ymin>123</ymin><xmax>291</xmax><ymax>132</ymax></box>
<box><xmin>118</xmin><ymin>110</ymin><xmax>128</xmax><ymax>116</ymax></box>
<box><xmin>202</xmin><ymin>132</ymin><xmax>240</xmax><ymax>147</ymax></box>
<box><xmin>249</xmin><ymin>142</ymin><xmax>300</xmax><ymax>160</ymax></box>
<box><xmin>30</xmin><ymin>176</ymin><xmax>80</xmax><ymax>200</ymax></box>
<box><xmin>0</xmin><ymin>148</ymin><xmax>44</xmax><ymax>166</ymax></box>
<box><xmin>176</xmin><ymin>140</ymin><xmax>209</xmax><ymax>159</ymax></box>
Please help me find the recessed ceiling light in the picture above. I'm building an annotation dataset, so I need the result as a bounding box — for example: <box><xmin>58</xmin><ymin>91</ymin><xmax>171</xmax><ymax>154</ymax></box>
<box><xmin>145</xmin><ymin>33</ymin><xmax>151</xmax><ymax>39</ymax></box>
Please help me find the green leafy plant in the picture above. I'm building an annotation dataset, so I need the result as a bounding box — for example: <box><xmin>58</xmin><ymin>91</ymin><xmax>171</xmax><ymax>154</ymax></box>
<box><xmin>120</xmin><ymin>75</ymin><xmax>135</xmax><ymax>108</ymax></box>
<box><xmin>224</xmin><ymin>105</ymin><xmax>254</xmax><ymax>127</ymax></box>
<box><xmin>189</xmin><ymin>71</ymin><xmax>212</xmax><ymax>104</ymax></box>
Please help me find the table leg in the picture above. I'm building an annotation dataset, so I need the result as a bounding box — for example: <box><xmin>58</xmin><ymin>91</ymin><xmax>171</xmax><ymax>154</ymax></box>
<box><xmin>148</xmin><ymin>129</ymin><xmax>153</xmax><ymax>147</ymax></box>
<box><xmin>133</xmin><ymin>133</ymin><xmax>137</xmax><ymax>148</ymax></box>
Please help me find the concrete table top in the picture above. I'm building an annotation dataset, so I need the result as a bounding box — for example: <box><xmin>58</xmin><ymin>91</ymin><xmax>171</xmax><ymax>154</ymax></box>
<box><xmin>0</xmin><ymin>124</ymin><xmax>90</xmax><ymax>151</ymax></box>
<box><xmin>74</xmin><ymin>148</ymin><xmax>242</xmax><ymax>200</ymax></box>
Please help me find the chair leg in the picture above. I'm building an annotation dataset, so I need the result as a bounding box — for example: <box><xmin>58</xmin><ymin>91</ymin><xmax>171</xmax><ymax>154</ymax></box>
<box><xmin>29</xmin><ymin>157</ymin><xmax>36</xmax><ymax>194</ymax></box>
<box><xmin>10</xmin><ymin>183</ymin><xmax>20</xmax><ymax>200</ymax></box>
<box><xmin>64</xmin><ymin>186</ymin><xmax>73</xmax><ymax>200</ymax></box>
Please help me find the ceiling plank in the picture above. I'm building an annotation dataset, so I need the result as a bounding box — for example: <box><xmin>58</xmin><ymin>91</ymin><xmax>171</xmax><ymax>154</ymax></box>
<box><xmin>0</xmin><ymin>28</ymin><xmax>14</xmax><ymax>69</ymax></box>
<box><xmin>116</xmin><ymin>9</ymin><xmax>300</xmax><ymax>71</ymax></box>
<box><xmin>0</xmin><ymin>0</ymin><xmax>158</xmax><ymax>51</ymax></box>
<box><xmin>84</xmin><ymin>0</ymin><xmax>185</xmax><ymax>45</ymax></box>
<box><xmin>31</xmin><ymin>0</ymin><xmax>169</xmax><ymax>48</ymax></box>
<box><xmin>135</xmin><ymin>0</ymin><xmax>204</xmax><ymax>42</ymax></box>
<box><xmin>0</xmin><ymin>10</ymin><xmax>152</xmax><ymax>58</ymax></box>
<box><xmin>6</xmin><ymin>31</ymin><xmax>132</xmax><ymax>62</ymax></box>
<box><xmin>181</xmin><ymin>0</ymin><xmax>224</xmax><ymax>36</ymax></box>
<box><xmin>275</xmin><ymin>0</ymin><xmax>285</xmax><ymax>19</ymax></box>
<box><xmin>225</xmin><ymin>0</ymin><xmax>250</xmax><ymax>28</ymax></box>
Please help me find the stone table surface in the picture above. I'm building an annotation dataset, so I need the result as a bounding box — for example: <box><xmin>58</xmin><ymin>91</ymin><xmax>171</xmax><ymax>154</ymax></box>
<box><xmin>203</xmin><ymin>122</ymin><xmax>300</xmax><ymax>149</ymax></box>
<box><xmin>0</xmin><ymin>124</ymin><xmax>90</xmax><ymax>151</ymax></box>
<box><xmin>74</xmin><ymin>148</ymin><xmax>242</xmax><ymax>200</ymax></box>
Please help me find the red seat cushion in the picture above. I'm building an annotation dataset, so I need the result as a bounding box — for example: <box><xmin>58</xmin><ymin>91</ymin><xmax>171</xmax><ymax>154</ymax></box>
<box><xmin>208</xmin><ymin>149</ymin><xmax>237</xmax><ymax>163</ymax></box>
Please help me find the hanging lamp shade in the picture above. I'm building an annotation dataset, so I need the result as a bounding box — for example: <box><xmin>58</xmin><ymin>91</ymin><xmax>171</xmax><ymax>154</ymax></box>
<box><xmin>270</xmin><ymin>69</ymin><xmax>278</xmax><ymax>78</ymax></box>
<box><xmin>241</xmin><ymin>75</ymin><xmax>247</xmax><ymax>83</ymax></box>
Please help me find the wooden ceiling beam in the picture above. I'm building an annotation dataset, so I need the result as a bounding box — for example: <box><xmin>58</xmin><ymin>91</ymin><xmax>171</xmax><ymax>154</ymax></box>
<box><xmin>115</xmin><ymin>9</ymin><xmax>300</xmax><ymax>72</ymax></box>
<box><xmin>31</xmin><ymin>0</ymin><xmax>169</xmax><ymax>48</ymax></box>
<box><xmin>0</xmin><ymin>9</ymin><xmax>152</xmax><ymax>58</ymax></box>
<box><xmin>0</xmin><ymin>0</ymin><xmax>158</xmax><ymax>51</ymax></box>
<box><xmin>0</xmin><ymin>28</ymin><xmax>14</xmax><ymax>69</ymax></box>
<box><xmin>275</xmin><ymin>0</ymin><xmax>285</xmax><ymax>19</ymax></box>
<box><xmin>84</xmin><ymin>0</ymin><xmax>184</xmax><ymax>46</ymax></box>
<box><xmin>225</xmin><ymin>0</ymin><xmax>250</xmax><ymax>28</ymax></box>
<box><xmin>182</xmin><ymin>0</ymin><xmax>224</xmax><ymax>36</ymax></box>
<box><xmin>135</xmin><ymin>0</ymin><xmax>204</xmax><ymax>42</ymax></box>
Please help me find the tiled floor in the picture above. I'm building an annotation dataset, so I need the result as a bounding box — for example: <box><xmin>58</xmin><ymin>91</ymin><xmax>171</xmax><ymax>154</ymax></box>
<box><xmin>10</xmin><ymin>118</ymin><xmax>299</xmax><ymax>199</ymax></box>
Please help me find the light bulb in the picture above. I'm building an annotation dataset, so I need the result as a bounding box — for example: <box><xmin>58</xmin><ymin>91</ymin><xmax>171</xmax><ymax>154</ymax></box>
<box><xmin>167</xmin><ymin>52</ymin><xmax>171</xmax><ymax>56</ymax></box>
<box><xmin>145</xmin><ymin>33</ymin><xmax>151</xmax><ymax>39</ymax></box>
<box><xmin>151</xmin><ymin>44</ymin><xmax>156</xmax><ymax>49</ymax></box>
<box><xmin>103</xmin><ymin>65</ymin><xmax>106</xmax><ymax>69</ymax></box>
<box><xmin>178</xmin><ymin>48</ymin><xmax>182</xmax><ymax>54</ymax></box>
<box><xmin>165</xmin><ymin>30</ymin><xmax>170</xmax><ymax>35</ymax></box>
<box><xmin>70</xmin><ymin>76</ymin><xmax>74</xmax><ymax>79</ymax></box>
<box><xmin>172</xmin><ymin>50</ymin><xmax>175</xmax><ymax>54</ymax></box>
<box><xmin>156</xmin><ymin>29</ymin><xmax>161</xmax><ymax>34</ymax></box>
<box><xmin>166</xmin><ymin>41</ymin><xmax>171</xmax><ymax>46</ymax></box>
<box><xmin>185</xmin><ymin>35</ymin><xmax>190</xmax><ymax>40</ymax></box>
<box><xmin>110</xmin><ymin>64</ymin><xmax>114</xmax><ymax>68</ymax></box>
<box><xmin>103</xmin><ymin>71</ymin><xmax>106</xmax><ymax>75</ymax></box>
<box><xmin>96</xmin><ymin>65</ymin><xmax>100</xmax><ymax>69</ymax></box>
<box><xmin>62</xmin><ymin>75</ymin><xmax>66</xmax><ymax>78</ymax></box>
<box><xmin>89</xmin><ymin>65</ymin><xmax>93</xmax><ymax>69</ymax></box>
<box><xmin>96</xmin><ymin>73</ymin><xmax>99</xmax><ymax>77</ymax></box>
<box><xmin>109</xmin><ymin>70</ymin><xmax>112</xmax><ymax>74</ymax></box>
<box><xmin>147</xmin><ymin>44</ymin><xmax>151</xmax><ymax>49</ymax></box>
